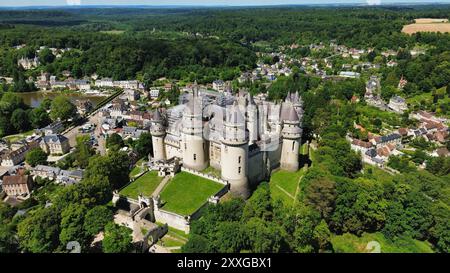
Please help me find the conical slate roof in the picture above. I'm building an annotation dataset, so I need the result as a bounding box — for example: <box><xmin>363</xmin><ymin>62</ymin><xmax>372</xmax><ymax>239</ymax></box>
<box><xmin>227</xmin><ymin>102</ymin><xmax>245</xmax><ymax>124</ymax></box>
<box><xmin>287</xmin><ymin>106</ymin><xmax>299</xmax><ymax>122</ymax></box>
<box><xmin>152</xmin><ymin>109</ymin><xmax>162</xmax><ymax>121</ymax></box>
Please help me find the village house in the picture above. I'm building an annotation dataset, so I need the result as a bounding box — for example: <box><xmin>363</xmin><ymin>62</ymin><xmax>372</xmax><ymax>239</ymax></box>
<box><xmin>17</xmin><ymin>56</ymin><xmax>40</xmax><ymax>70</ymax></box>
<box><xmin>76</xmin><ymin>100</ymin><xmax>94</xmax><ymax>115</ymax></box>
<box><xmin>371</xmin><ymin>133</ymin><xmax>402</xmax><ymax>148</ymax></box>
<box><xmin>36</xmin><ymin>71</ymin><xmax>51</xmax><ymax>90</ymax></box>
<box><xmin>376</xmin><ymin>143</ymin><xmax>399</xmax><ymax>159</ymax></box>
<box><xmin>339</xmin><ymin>71</ymin><xmax>360</xmax><ymax>78</ymax></box>
<box><xmin>36</xmin><ymin>121</ymin><xmax>65</xmax><ymax>136</ymax></box>
<box><xmin>212</xmin><ymin>80</ymin><xmax>225</xmax><ymax>92</ymax></box>
<box><xmin>114</xmin><ymin>80</ymin><xmax>140</xmax><ymax>90</ymax></box>
<box><xmin>363</xmin><ymin>148</ymin><xmax>385</xmax><ymax>167</ymax></box>
<box><xmin>70</xmin><ymin>79</ymin><xmax>91</xmax><ymax>91</ymax></box>
<box><xmin>95</xmin><ymin>78</ymin><xmax>114</xmax><ymax>88</ymax></box>
<box><xmin>32</xmin><ymin>165</ymin><xmax>61</xmax><ymax>180</ymax></box>
<box><xmin>56</xmin><ymin>169</ymin><xmax>84</xmax><ymax>186</ymax></box>
<box><xmin>387</xmin><ymin>60</ymin><xmax>398</xmax><ymax>67</ymax></box>
<box><xmin>431</xmin><ymin>147</ymin><xmax>450</xmax><ymax>157</ymax></box>
<box><xmin>125</xmin><ymin>89</ymin><xmax>140</xmax><ymax>101</ymax></box>
<box><xmin>164</xmin><ymin>83</ymin><xmax>174</xmax><ymax>92</ymax></box>
<box><xmin>398</xmin><ymin>76</ymin><xmax>407</xmax><ymax>90</ymax></box>
<box><xmin>149</xmin><ymin>88</ymin><xmax>160</xmax><ymax>99</ymax></box>
<box><xmin>388</xmin><ymin>96</ymin><xmax>408</xmax><ymax>113</ymax></box>
<box><xmin>0</xmin><ymin>141</ymin><xmax>39</xmax><ymax>167</ymax></box>
<box><xmin>110</xmin><ymin>99</ymin><xmax>127</xmax><ymax>118</ymax></box>
<box><xmin>350</xmin><ymin>138</ymin><xmax>374</xmax><ymax>154</ymax></box>
<box><xmin>40</xmin><ymin>134</ymin><xmax>70</xmax><ymax>155</ymax></box>
<box><xmin>2</xmin><ymin>172</ymin><xmax>34</xmax><ymax>197</ymax></box>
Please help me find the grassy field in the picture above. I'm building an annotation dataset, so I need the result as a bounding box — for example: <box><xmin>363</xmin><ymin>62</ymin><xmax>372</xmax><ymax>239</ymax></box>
<box><xmin>331</xmin><ymin>232</ymin><xmax>434</xmax><ymax>253</ymax></box>
<box><xmin>201</xmin><ymin>166</ymin><xmax>221</xmax><ymax>178</ymax></box>
<box><xmin>129</xmin><ymin>158</ymin><xmax>147</xmax><ymax>178</ymax></box>
<box><xmin>362</xmin><ymin>163</ymin><xmax>394</xmax><ymax>184</ymax></box>
<box><xmin>2</xmin><ymin>129</ymin><xmax>35</xmax><ymax>142</ymax></box>
<box><xmin>356</xmin><ymin>104</ymin><xmax>402</xmax><ymax>130</ymax></box>
<box><xmin>160</xmin><ymin>172</ymin><xmax>224</xmax><ymax>216</ymax></box>
<box><xmin>270</xmin><ymin>168</ymin><xmax>305</xmax><ymax>206</ymax></box>
<box><xmin>406</xmin><ymin>87</ymin><xmax>450</xmax><ymax>118</ymax></box>
<box><xmin>119</xmin><ymin>171</ymin><xmax>163</xmax><ymax>199</ymax></box>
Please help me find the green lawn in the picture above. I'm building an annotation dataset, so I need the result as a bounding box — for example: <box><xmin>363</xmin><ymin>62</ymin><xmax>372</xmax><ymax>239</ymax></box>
<box><xmin>362</xmin><ymin>164</ymin><xmax>394</xmax><ymax>184</ymax></box>
<box><xmin>356</xmin><ymin>104</ymin><xmax>402</xmax><ymax>130</ymax></box>
<box><xmin>201</xmin><ymin>166</ymin><xmax>221</xmax><ymax>178</ymax></box>
<box><xmin>331</xmin><ymin>232</ymin><xmax>434</xmax><ymax>253</ymax></box>
<box><xmin>2</xmin><ymin>129</ymin><xmax>35</xmax><ymax>142</ymax></box>
<box><xmin>129</xmin><ymin>158</ymin><xmax>147</xmax><ymax>178</ymax></box>
<box><xmin>119</xmin><ymin>171</ymin><xmax>163</xmax><ymax>199</ymax></box>
<box><xmin>406</xmin><ymin>87</ymin><xmax>450</xmax><ymax>118</ymax></box>
<box><xmin>270</xmin><ymin>168</ymin><xmax>305</xmax><ymax>206</ymax></box>
<box><xmin>159</xmin><ymin>172</ymin><xmax>224</xmax><ymax>216</ymax></box>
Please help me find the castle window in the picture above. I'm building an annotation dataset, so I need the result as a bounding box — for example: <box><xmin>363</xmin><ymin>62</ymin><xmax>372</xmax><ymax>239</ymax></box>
<box><xmin>292</xmin><ymin>142</ymin><xmax>295</xmax><ymax>151</ymax></box>
<box><xmin>194</xmin><ymin>154</ymin><xmax>197</xmax><ymax>161</ymax></box>
<box><xmin>238</xmin><ymin>167</ymin><xmax>241</xmax><ymax>174</ymax></box>
<box><xmin>238</xmin><ymin>156</ymin><xmax>241</xmax><ymax>163</ymax></box>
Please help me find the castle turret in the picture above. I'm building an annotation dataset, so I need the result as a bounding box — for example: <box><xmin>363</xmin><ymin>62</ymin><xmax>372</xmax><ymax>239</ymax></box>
<box><xmin>150</xmin><ymin>109</ymin><xmax>166</xmax><ymax>161</ymax></box>
<box><xmin>246</xmin><ymin>93</ymin><xmax>259</xmax><ymax>144</ymax></box>
<box><xmin>181</xmin><ymin>95</ymin><xmax>208</xmax><ymax>171</ymax></box>
<box><xmin>221</xmin><ymin>102</ymin><xmax>250</xmax><ymax>198</ymax></box>
<box><xmin>280</xmin><ymin>105</ymin><xmax>302</xmax><ymax>172</ymax></box>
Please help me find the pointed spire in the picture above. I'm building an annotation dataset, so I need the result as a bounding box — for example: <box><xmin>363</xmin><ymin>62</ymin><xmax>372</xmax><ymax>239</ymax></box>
<box><xmin>152</xmin><ymin>108</ymin><xmax>162</xmax><ymax>121</ymax></box>
<box><xmin>287</xmin><ymin>106</ymin><xmax>299</xmax><ymax>122</ymax></box>
<box><xmin>285</xmin><ymin>92</ymin><xmax>293</xmax><ymax>103</ymax></box>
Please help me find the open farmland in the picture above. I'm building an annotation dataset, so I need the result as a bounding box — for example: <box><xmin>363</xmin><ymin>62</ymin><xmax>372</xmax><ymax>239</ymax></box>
<box><xmin>403</xmin><ymin>18</ymin><xmax>450</xmax><ymax>34</ymax></box>
<box><xmin>414</xmin><ymin>18</ymin><xmax>448</xmax><ymax>23</ymax></box>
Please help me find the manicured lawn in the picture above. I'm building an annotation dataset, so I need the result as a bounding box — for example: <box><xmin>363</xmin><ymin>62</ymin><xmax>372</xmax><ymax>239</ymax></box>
<box><xmin>129</xmin><ymin>158</ymin><xmax>147</xmax><ymax>178</ymax></box>
<box><xmin>119</xmin><ymin>171</ymin><xmax>163</xmax><ymax>199</ymax></box>
<box><xmin>129</xmin><ymin>166</ymin><xmax>143</xmax><ymax>178</ymax></box>
<box><xmin>201</xmin><ymin>166</ymin><xmax>221</xmax><ymax>178</ymax></box>
<box><xmin>159</xmin><ymin>172</ymin><xmax>224</xmax><ymax>216</ymax></box>
<box><xmin>269</xmin><ymin>168</ymin><xmax>305</xmax><ymax>206</ymax></box>
<box><xmin>331</xmin><ymin>232</ymin><xmax>434</xmax><ymax>253</ymax></box>
<box><xmin>2</xmin><ymin>129</ymin><xmax>35</xmax><ymax>142</ymax></box>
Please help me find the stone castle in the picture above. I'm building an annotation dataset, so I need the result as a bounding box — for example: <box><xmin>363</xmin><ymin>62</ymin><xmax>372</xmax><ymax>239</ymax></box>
<box><xmin>150</xmin><ymin>85</ymin><xmax>303</xmax><ymax>198</ymax></box>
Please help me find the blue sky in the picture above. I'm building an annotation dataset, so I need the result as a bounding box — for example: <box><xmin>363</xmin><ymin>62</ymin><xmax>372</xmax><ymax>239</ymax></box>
<box><xmin>0</xmin><ymin>0</ymin><xmax>449</xmax><ymax>7</ymax></box>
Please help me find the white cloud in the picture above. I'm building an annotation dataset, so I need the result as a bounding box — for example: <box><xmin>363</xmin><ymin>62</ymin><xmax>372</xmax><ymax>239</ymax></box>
<box><xmin>66</xmin><ymin>0</ymin><xmax>81</xmax><ymax>5</ymax></box>
<box><xmin>367</xmin><ymin>0</ymin><xmax>381</xmax><ymax>5</ymax></box>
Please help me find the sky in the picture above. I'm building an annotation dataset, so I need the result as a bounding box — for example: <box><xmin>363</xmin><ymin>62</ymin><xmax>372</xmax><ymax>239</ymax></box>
<box><xmin>0</xmin><ymin>0</ymin><xmax>449</xmax><ymax>7</ymax></box>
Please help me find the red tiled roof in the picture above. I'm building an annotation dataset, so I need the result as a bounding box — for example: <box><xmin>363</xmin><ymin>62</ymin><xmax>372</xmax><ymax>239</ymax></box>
<box><xmin>2</xmin><ymin>175</ymin><xmax>30</xmax><ymax>186</ymax></box>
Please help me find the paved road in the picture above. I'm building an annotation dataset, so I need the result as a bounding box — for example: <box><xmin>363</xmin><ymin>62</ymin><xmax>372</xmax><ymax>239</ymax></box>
<box><xmin>64</xmin><ymin>111</ymin><xmax>107</xmax><ymax>155</ymax></box>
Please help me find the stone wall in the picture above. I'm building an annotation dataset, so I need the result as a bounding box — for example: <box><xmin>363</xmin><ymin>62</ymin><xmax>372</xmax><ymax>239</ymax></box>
<box><xmin>181</xmin><ymin>166</ymin><xmax>228</xmax><ymax>185</ymax></box>
<box><xmin>154</xmin><ymin>208</ymin><xmax>190</xmax><ymax>233</ymax></box>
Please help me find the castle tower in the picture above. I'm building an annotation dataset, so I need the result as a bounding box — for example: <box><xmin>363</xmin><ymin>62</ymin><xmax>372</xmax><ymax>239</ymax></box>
<box><xmin>221</xmin><ymin>102</ymin><xmax>250</xmax><ymax>198</ymax></box>
<box><xmin>280</xmin><ymin>105</ymin><xmax>302</xmax><ymax>172</ymax></box>
<box><xmin>150</xmin><ymin>109</ymin><xmax>166</xmax><ymax>161</ymax></box>
<box><xmin>292</xmin><ymin>91</ymin><xmax>304</xmax><ymax>120</ymax></box>
<box><xmin>181</xmin><ymin>95</ymin><xmax>208</xmax><ymax>171</ymax></box>
<box><xmin>247</xmin><ymin>93</ymin><xmax>259</xmax><ymax>144</ymax></box>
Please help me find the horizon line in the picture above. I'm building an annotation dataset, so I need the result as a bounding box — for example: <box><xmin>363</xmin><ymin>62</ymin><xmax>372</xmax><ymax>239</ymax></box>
<box><xmin>1</xmin><ymin>2</ymin><xmax>449</xmax><ymax>8</ymax></box>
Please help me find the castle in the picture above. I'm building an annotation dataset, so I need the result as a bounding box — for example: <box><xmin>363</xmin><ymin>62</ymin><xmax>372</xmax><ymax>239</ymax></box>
<box><xmin>150</xmin><ymin>84</ymin><xmax>303</xmax><ymax>199</ymax></box>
